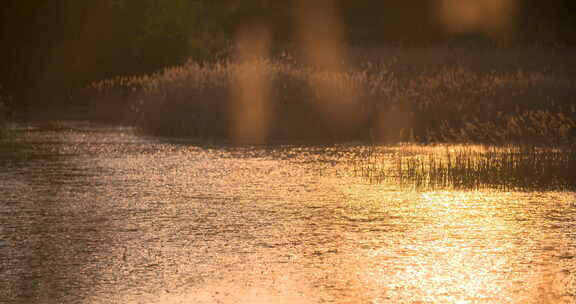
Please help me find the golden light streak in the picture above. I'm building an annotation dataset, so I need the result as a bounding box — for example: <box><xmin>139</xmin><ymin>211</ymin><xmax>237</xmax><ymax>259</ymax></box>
<box><xmin>294</xmin><ymin>0</ymin><xmax>347</xmax><ymax>72</ymax></box>
<box><xmin>230</xmin><ymin>24</ymin><xmax>273</xmax><ymax>144</ymax></box>
<box><xmin>294</xmin><ymin>0</ymin><xmax>364</xmax><ymax>139</ymax></box>
<box><xmin>437</xmin><ymin>0</ymin><xmax>518</xmax><ymax>39</ymax></box>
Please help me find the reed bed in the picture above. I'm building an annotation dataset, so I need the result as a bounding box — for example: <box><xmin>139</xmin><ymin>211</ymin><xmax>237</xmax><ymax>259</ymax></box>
<box><xmin>0</xmin><ymin>99</ymin><xmax>8</xmax><ymax>137</ymax></box>
<box><xmin>87</xmin><ymin>46</ymin><xmax>576</xmax><ymax>145</ymax></box>
<box><xmin>354</xmin><ymin>145</ymin><xmax>576</xmax><ymax>191</ymax></box>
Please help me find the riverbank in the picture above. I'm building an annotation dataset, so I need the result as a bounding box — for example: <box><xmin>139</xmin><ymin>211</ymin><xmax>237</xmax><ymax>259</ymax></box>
<box><xmin>86</xmin><ymin>45</ymin><xmax>576</xmax><ymax>147</ymax></box>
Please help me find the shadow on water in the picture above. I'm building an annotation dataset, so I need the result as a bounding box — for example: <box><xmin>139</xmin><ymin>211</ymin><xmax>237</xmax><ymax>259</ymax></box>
<box><xmin>0</xmin><ymin>139</ymin><xmax>116</xmax><ymax>303</ymax></box>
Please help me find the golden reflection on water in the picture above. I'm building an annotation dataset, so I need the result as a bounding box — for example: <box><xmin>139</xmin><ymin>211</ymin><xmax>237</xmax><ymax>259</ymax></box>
<box><xmin>362</xmin><ymin>191</ymin><xmax>514</xmax><ymax>302</ymax></box>
<box><xmin>342</xmin><ymin>184</ymin><xmax>575</xmax><ymax>303</ymax></box>
<box><xmin>2</xmin><ymin>127</ymin><xmax>575</xmax><ymax>303</ymax></box>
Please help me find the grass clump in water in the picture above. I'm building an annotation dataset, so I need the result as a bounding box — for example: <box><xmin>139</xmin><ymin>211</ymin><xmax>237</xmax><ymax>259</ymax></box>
<box><xmin>355</xmin><ymin>145</ymin><xmax>576</xmax><ymax>191</ymax></box>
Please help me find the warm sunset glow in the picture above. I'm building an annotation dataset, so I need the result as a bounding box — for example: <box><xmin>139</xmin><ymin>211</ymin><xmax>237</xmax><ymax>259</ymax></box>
<box><xmin>338</xmin><ymin>184</ymin><xmax>575</xmax><ymax>303</ymax></box>
<box><xmin>3</xmin><ymin>2</ymin><xmax>576</xmax><ymax>304</ymax></box>
<box><xmin>437</xmin><ymin>0</ymin><xmax>518</xmax><ymax>38</ymax></box>
<box><xmin>294</xmin><ymin>0</ymin><xmax>346</xmax><ymax>72</ymax></box>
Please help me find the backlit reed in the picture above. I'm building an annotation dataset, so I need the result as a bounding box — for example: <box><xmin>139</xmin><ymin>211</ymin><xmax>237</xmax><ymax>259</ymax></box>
<box><xmin>355</xmin><ymin>145</ymin><xmax>576</xmax><ymax>191</ymax></box>
<box><xmin>87</xmin><ymin>46</ymin><xmax>576</xmax><ymax>146</ymax></box>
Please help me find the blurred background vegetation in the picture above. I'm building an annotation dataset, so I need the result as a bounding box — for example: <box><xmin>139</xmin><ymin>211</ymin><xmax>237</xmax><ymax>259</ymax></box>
<box><xmin>1</xmin><ymin>0</ymin><xmax>575</xmax><ymax>111</ymax></box>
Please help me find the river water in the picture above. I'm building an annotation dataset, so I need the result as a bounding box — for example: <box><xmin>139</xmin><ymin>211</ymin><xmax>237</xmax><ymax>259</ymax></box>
<box><xmin>1</xmin><ymin>122</ymin><xmax>574</xmax><ymax>304</ymax></box>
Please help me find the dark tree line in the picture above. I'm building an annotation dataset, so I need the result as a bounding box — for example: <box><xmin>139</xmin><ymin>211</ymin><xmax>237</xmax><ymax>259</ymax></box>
<box><xmin>1</xmin><ymin>0</ymin><xmax>575</xmax><ymax>109</ymax></box>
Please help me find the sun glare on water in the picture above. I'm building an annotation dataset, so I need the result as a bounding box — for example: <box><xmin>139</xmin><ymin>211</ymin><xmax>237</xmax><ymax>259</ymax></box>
<box><xmin>337</xmin><ymin>185</ymin><xmax>575</xmax><ymax>303</ymax></box>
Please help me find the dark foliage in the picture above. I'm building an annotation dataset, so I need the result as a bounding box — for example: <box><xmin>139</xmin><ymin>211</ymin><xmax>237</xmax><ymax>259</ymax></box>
<box><xmin>1</xmin><ymin>1</ymin><xmax>576</xmax><ymax>111</ymax></box>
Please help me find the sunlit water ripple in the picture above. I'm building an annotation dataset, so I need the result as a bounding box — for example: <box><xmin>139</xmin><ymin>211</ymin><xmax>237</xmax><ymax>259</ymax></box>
<box><xmin>1</xmin><ymin>122</ymin><xmax>575</xmax><ymax>303</ymax></box>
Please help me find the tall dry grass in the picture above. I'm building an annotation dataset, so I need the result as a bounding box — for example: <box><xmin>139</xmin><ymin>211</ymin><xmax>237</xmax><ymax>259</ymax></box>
<box><xmin>87</xmin><ymin>45</ymin><xmax>576</xmax><ymax>146</ymax></box>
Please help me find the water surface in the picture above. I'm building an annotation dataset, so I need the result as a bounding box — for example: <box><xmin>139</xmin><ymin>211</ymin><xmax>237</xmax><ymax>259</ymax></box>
<box><xmin>1</xmin><ymin>122</ymin><xmax>575</xmax><ymax>303</ymax></box>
